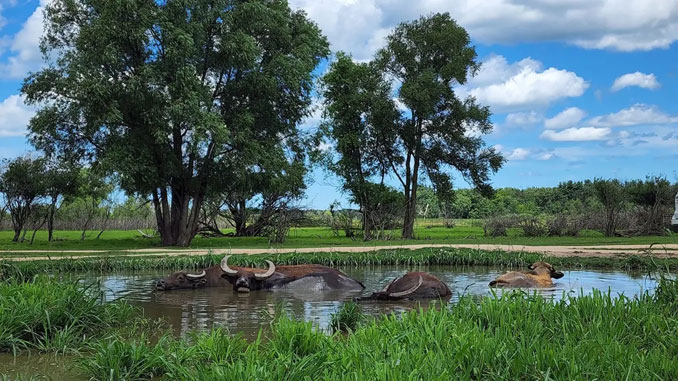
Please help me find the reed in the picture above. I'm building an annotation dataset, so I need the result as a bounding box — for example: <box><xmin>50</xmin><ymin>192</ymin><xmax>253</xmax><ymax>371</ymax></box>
<box><xmin>80</xmin><ymin>277</ymin><xmax>678</xmax><ymax>380</ymax></box>
<box><xmin>0</xmin><ymin>277</ymin><xmax>136</xmax><ymax>354</ymax></box>
<box><xmin>4</xmin><ymin>248</ymin><xmax>678</xmax><ymax>281</ymax></box>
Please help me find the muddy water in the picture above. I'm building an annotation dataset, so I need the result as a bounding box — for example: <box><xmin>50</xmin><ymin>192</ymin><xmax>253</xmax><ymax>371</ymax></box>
<box><xmin>96</xmin><ymin>265</ymin><xmax>657</xmax><ymax>337</ymax></box>
<box><xmin>0</xmin><ymin>266</ymin><xmax>659</xmax><ymax>379</ymax></box>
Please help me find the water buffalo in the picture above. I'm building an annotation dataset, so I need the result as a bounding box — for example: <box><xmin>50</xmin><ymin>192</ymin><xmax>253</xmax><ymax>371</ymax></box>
<box><xmin>489</xmin><ymin>261</ymin><xmax>564</xmax><ymax>288</ymax></box>
<box><xmin>219</xmin><ymin>256</ymin><xmax>364</xmax><ymax>293</ymax></box>
<box><xmin>155</xmin><ymin>256</ymin><xmax>365</xmax><ymax>293</ymax></box>
<box><xmin>357</xmin><ymin>272</ymin><xmax>452</xmax><ymax>301</ymax></box>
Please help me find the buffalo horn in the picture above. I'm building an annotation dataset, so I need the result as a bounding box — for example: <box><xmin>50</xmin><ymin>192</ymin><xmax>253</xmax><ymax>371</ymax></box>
<box><xmin>186</xmin><ymin>270</ymin><xmax>206</xmax><ymax>280</ymax></box>
<box><xmin>254</xmin><ymin>260</ymin><xmax>276</xmax><ymax>279</ymax></box>
<box><xmin>388</xmin><ymin>276</ymin><xmax>423</xmax><ymax>298</ymax></box>
<box><xmin>220</xmin><ymin>256</ymin><xmax>238</xmax><ymax>275</ymax></box>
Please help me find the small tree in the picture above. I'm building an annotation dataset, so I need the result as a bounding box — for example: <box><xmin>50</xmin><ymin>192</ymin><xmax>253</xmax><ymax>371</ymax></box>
<box><xmin>43</xmin><ymin>160</ymin><xmax>80</xmax><ymax>241</ymax></box>
<box><xmin>0</xmin><ymin>157</ymin><xmax>47</xmax><ymax>242</ymax></box>
<box><xmin>593</xmin><ymin>179</ymin><xmax>626</xmax><ymax>237</ymax></box>
<box><xmin>376</xmin><ymin>14</ymin><xmax>504</xmax><ymax>238</ymax></box>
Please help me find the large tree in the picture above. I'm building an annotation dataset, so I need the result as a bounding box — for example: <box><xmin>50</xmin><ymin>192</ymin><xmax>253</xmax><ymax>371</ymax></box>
<box><xmin>318</xmin><ymin>53</ymin><xmax>400</xmax><ymax>240</ymax></box>
<box><xmin>23</xmin><ymin>0</ymin><xmax>329</xmax><ymax>246</ymax></box>
<box><xmin>376</xmin><ymin>14</ymin><xmax>504</xmax><ymax>238</ymax></box>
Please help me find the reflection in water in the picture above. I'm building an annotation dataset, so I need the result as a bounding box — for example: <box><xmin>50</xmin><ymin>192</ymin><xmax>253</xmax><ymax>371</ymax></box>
<box><xmin>92</xmin><ymin>265</ymin><xmax>658</xmax><ymax>338</ymax></box>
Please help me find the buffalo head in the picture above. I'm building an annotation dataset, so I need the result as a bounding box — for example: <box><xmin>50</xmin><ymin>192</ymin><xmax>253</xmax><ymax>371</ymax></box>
<box><xmin>155</xmin><ymin>270</ymin><xmax>207</xmax><ymax>291</ymax></box>
<box><xmin>219</xmin><ymin>256</ymin><xmax>277</xmax><ymax>293</ymax></box>
<box><xmin>528</xmin><ymin>261</ymin><xmax>564</xmax><ymax>279</ymax></box>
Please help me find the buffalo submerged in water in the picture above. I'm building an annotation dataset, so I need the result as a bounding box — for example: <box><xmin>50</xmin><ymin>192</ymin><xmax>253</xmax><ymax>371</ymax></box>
<box><xmin>357</xmin><ymin>272</ymin><xmax>452</xmax><ymax>301</ymax></box>
<box><xmin>155</xmin><ymin>256</ymin><xmax>364</xmax><ymax>293</ymax></box>
<box><xmin>489</xmin><ymin>261</ymin><xmax>564</xmax><ymax>288</ymax></box>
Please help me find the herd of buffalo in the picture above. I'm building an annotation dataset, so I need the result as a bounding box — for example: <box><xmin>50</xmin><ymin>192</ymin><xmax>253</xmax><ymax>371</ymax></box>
<box><xmin>155</xmin><ymin>256</ymin><xmax>565</xmax><ymax>301</ymax></box>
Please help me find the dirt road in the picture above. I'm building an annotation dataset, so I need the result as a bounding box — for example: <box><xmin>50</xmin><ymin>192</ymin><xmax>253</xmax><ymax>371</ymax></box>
<box><xmin>2</xmin><ymin>243</ymin><xmax>678</xmax><ymax>261</ymax></box>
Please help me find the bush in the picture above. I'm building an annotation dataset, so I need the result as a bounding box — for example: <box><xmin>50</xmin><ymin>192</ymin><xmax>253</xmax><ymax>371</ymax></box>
<box><xmin>483</xmin><ymin>215</ymin><xmax>515</xmax><ymax>237</ymax></box>
<box><xmin>547</xmin><ymin>214</ymin><xmax>584</xmax><ymax>237</ymax></box>
<box><xmin>517</xmin><ymin>215</ymin><xmax>547</xmax><ymax>237</ymax></box>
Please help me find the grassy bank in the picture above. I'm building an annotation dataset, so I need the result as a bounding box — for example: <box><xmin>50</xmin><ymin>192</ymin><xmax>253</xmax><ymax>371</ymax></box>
<box><xmin>79</xmin><ymin>278</ymin><xmax>678</xmax><ymax>380</ymax></box>
<box><xmin>3</xmin><ymin>248</ymin><xmax>678</xmax><ymax>282</ymax></box>
<box><xmin>1</xmin><ymin>226</ymin><xmax>676</xmax><ymax>252</ymax></box>
<box><xmin>0</xmin><ymin>277</ymin><xmax>138</xmax><ymax>355</ymax></box>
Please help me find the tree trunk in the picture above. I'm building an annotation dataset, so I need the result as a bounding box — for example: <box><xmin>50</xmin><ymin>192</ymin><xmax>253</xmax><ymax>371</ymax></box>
<box><xmin>12</xmin><ymin>228</ymin><xmax>21</xmax><ymax>243</ymax></box>
<box><xmin>96</xmin><ymin>206</ymin><xmax>111</xmax><ymax>239</ymax></box>
<box><xmin>153</xmin><ymin>185</ymin><xmax>204</xmax><ymax>247</ymax></box>
<box><xmin>402</xmin><ymin>156</ymin><xmax>420</xmax><ymax>239</ymax></box>
<box><xmin>47</xmin><ymin>197</ymin><xmax>57</xmax><ymax>242</ymax></box>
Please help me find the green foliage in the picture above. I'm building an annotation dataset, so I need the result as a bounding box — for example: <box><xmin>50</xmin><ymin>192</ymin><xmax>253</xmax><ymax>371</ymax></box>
<box><xmin>0</xmin><ymin>277</ymin><xmax>136</xmax><ymax>354</ymax></box>
<box><xmin>81</xmin><ymin>278</ymin><xmax>678</xmax><ymax>380</ymax></box>
<box><xmin>0</xmin><ymin>156</ymin><xmax>48</xmax><ymax>241</ymax></box>
<box><xmin>330</xmin><ymin>302</ymin><xmax>365</xmax><ymax>333</ymax></box>
<box><xmin>24</xmin><ymin>0</ymin><xmax>329</xmax><ymax>246</ymax></box>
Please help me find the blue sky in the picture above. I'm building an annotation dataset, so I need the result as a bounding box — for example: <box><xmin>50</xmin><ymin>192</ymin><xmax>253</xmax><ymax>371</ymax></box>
<box><xmin>1</xmin><ymin>0</ymin><xmax>677</xmax><ymax>209</ymax></box>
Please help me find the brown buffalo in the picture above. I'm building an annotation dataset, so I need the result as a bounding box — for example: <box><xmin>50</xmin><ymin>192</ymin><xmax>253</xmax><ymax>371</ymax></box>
<box><xmin>155</xmin><ymin>256</ymin><xmax>365</xmax><ymax>293</ymax></box>
<box><xmin>489</xmin><ymin>261</ymin><xmax>564</xmax><ymax>288</ymax></box>
<box><xmin>357</xmin><ymin>272</ymin><xmax>452</xmax><ymax>301</ymax></box>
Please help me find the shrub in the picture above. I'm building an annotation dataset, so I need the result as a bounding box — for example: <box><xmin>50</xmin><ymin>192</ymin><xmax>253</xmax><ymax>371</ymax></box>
<box><xmin>517</xmin><ymin>215</ymin><xmax>547</xmax><ymax>237</ymax></box>
<box><xmin>483</xmin><ymin>215</ymin><xmax>515</xmax><ymax>237</ymax></box>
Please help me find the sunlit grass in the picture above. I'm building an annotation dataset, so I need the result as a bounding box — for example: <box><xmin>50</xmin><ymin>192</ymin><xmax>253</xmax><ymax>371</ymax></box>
<box><xmin>0</xmin><ymin>224</ymin><xmax>675</xmax><ymax>253</ymax></box>
<box><xmin>80</xmin><ymin>277</ymin><xmax>678</xmax><ymax>380</ymax></box>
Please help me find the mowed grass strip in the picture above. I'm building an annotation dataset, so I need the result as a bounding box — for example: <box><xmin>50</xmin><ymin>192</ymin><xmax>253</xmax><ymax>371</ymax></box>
<box><xmin>80</xmin><ymin>277</ymin><xmax>678</xmax><ymax>380</ymax></box>
<box><xmin>1</xmin><ymin>226</ymin><xmax>676</xmax><ymax>252</ymax></box>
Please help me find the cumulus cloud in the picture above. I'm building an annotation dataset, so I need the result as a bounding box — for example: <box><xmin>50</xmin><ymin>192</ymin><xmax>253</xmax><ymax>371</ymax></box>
<box><xmin>289</xmin><ymin>0</ymin><xmax>678</xmax><ymax>60</ymax></box>
<box><xmin>588</xmin><ymin>104</ymin><xmax>678</xmax><ymax>127</ymax></box>
<box><xmin>0</xmin><ymin>94</ymin><xmax>36</xmax><ymax>137</ymax></box>
<box><xmin>504</xmin><ymin>111</ymin><xmax>542</xmax><ymax>126</ymax></box>
<box><xmin>540</xmin><ymin>127</ymin><xmax>611</xmax><ymax>142</ymax></box>
<box><xmin>611</xmin><ymin>72</ymin><xmax>660</xmax><ymax>91</ymax></box>
<box><xmin>506</xmin><ymin>148</ymin><xmax>530</xmax><ymax>161</ymax></box>
<box><xmin>464</xmin><ymin>56</ymin><xmax>588</xmax><ymax>112</ymax></box>
<box><xmin>0</xmin><ymin>0</ymin><xmax>51</xmax><ymax>79</ymax></box>
<box><xmin>544</xmin><ymin>107</ymin><xmax>587</xmax><ymax>129</ymax></box>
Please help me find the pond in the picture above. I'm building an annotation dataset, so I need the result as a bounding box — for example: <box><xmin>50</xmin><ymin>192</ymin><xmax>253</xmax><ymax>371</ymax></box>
<box><xmin>0</xmin><ymin>266</ymin><xmax>660</xmax><ymax>379</ymax></box>
<box><xmin>96</xmin><ymin>265</ymin><xmax>658</xmax><ymax>337</ymax></box>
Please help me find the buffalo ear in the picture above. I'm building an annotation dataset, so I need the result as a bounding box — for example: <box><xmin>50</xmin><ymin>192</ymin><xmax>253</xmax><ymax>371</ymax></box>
<box><xmin>527</xmin><ymin>264</ymin><xmax>534</xmax><ymax>270</ymax></box>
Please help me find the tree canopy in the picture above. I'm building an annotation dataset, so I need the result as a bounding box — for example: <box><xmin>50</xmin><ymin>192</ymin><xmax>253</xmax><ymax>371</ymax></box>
<box><xmin>24</xmin><ymin>0</ymin><xmax>329</xmax><ymax>246</ymax></box>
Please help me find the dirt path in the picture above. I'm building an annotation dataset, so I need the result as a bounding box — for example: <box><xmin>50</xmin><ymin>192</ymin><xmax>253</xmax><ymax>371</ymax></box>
<box><xmin>2</xmin><ymin>243</ymin><xmax>678</xmax><ymax>261</ymax></box>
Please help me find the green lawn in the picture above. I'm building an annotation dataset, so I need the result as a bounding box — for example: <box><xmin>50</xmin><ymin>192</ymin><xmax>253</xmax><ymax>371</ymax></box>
<box><xmin>0</xmin><ymin>225</ymin><xmax>676</xmax><ymax>253</ymax></box>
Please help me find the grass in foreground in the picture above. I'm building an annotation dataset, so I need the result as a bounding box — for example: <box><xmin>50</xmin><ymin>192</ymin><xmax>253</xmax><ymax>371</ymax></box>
<box><xmin>79</xmin><ymin>278</ymin><xmax>678</xmax><ymax>380</ymax></box>
<box><xmin>0</xmin><ymin>277</ymin><xmax>138</xmax><ymax>355</ymax></box>
<box><xmin>1</xmin><ymin>225</ymin><xmax>676</xmax><ymax>253</ymax></box>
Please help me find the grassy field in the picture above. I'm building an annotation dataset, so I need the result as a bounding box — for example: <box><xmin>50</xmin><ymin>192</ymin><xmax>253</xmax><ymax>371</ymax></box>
<box><xmin>1</xmin><ymin>225</ymin><xmax>676</xmax><ymax>252</ymax></box>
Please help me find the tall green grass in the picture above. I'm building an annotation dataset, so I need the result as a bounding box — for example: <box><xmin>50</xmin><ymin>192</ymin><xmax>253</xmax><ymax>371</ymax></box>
<box><xmin>4</xmin><ymin>248</ymin><xmax>678</xmax><ymax>282</ymax></box>
<box><xmin>80</xmin><ymin>277</ymin><xmax>678</xmax><ymax>380</ymax></box>
<box><xmin>0</xmin><ymin>277</ymin><xmax>137</xmax><ymax>354</ymax></box>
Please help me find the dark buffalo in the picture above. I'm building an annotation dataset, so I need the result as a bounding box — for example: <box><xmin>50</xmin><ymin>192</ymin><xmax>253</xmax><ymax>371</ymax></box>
<box><xmin>357</xmin><ymin>272</ymin><xmax>452</xmax><ymax>301</ymax></box>
<box><xmin>489</xmin><ymin>261</ymin><xmax>564</xmax><ymax>288</ymax></box>
<box><xmin>155</xmin><ymin>256</ymin><xmax>365</xmax><ymax>293</ymax></box>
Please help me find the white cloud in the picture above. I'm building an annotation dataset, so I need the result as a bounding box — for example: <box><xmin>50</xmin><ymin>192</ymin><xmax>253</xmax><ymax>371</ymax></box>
<box><xmin>504</xmin><ymin>111</ymin><xmax>542</xmax><ymax>126</ymax></box>
<box><xmin>0</xmin><ymin>94</ymin><xmax>36</xmax><ymax>137</ymax></box>
<box><xmin>465</xmin><ymin>56</ymin><xmax>588</xmax><ymax>112</ymax></box>
<box><xmin>544</xmin><ymin>107</ymin><xmax>587</xmax><ymax>129</ymax></box>
<box><xmin>540</xmin><ymin>127</ymin><xmax>611</xmax><ymax>142</ymax></box>
<box><xmin>611</xmin><ymin>72</ymin><xmax>660</xmax><ymax>91</ymax></box>
<box><xmin>588</xmin><ymin>104</ymin><xmax>678</xmax><ymax>127</ymax></box>
<box><xmin>506</xmin><ymin>148</ymin><xmax>530</xmax><ymax>161</ymax></box>
<box><xmin>0</xmin><ymin>1</ymin><xmax>51</xmax><ymax>79</ymax></box>
<box><xmin>290</xmin><ymin>0</ymin><xmax>678</xmax><ymax>60</ymax></box>
<box><xmin>537</xmin><ymin>153</ymin><xmax>554</xmax><ymax>161</ymax></box>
